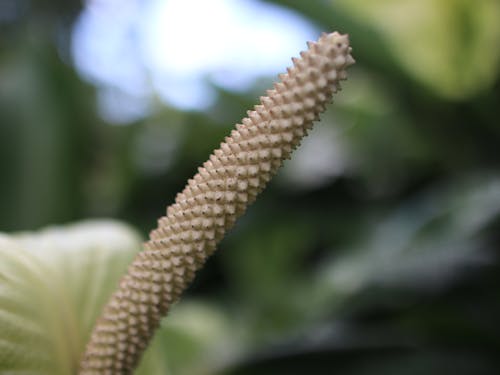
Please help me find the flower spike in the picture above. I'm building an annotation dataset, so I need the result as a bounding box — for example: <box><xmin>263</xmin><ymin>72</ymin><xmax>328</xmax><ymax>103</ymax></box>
<box><xmin>80</xmin><ymin>31</ymin><xmax>354</xmax><ymax>374</ymax></box>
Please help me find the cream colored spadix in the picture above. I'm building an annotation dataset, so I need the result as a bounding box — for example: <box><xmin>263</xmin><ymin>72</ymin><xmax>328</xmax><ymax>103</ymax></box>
<box><xmin>80</xmin><ymin>31</ymin><xmax>354</xmax><ymax>374</ymax></box>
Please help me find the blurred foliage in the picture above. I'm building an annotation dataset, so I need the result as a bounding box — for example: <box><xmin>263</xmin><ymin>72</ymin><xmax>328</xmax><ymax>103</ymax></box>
<box><xmin>1</xmin><ymin>0</ymin><xmax>500</xmax><ymax>374</ymax></box>
<box><xmin>0</xmin><ymin>221</ymin><xmax>141</xmax><ymax>374</ymax></box>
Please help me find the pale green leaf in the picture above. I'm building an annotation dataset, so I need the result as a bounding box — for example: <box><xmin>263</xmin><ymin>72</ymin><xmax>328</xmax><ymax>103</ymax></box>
<box><xmin>0</xmin><ymin>220</ymin><xmax>142</xmax><ymax>374</ymax></box>
<box><xmin>334</xmin><ymin>0</ymin><xmax>500</xmax><ymax>99</ymax></box>
<box><xmin>137</xmin><ymin>301</ymin><xmax>242</xmax><ymax>375</ymax></box>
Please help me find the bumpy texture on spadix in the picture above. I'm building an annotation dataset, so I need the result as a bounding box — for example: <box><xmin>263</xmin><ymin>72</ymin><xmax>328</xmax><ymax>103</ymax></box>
<box><xmin>80</xmin><ymin>31</ymin><xmax>354</xmax><ymax>374</ymax></box>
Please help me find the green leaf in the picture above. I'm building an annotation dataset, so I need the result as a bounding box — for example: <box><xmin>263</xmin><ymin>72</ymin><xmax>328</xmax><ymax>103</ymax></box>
<box><xmin>137</xmin><ymin>301</ymin><xmax>241</xmax><ymax>375</ymax></box>
<box><xmin>317</xmin><ymin>174</ymin><xmax>500</xmax><ymax>297</ymax></box>
<box><xmin>334</xmin><ymin>0</ymin><xmax>500</xmax><ymax>99</ymax></box>
<box><xmin>0</xmin><ymin>220</ymin><xmax>142</xmax><ymax>374</ymax></box>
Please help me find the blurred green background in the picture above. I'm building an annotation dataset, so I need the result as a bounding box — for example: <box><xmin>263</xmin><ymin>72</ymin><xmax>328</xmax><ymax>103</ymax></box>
<box><xmin>1</xmin><ymin>0</ymin><xmax>500</xmax><ymax>374</ymax></box>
